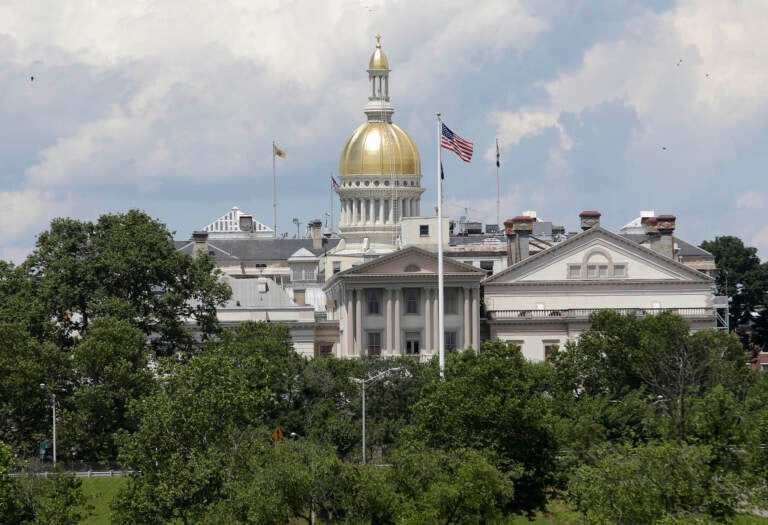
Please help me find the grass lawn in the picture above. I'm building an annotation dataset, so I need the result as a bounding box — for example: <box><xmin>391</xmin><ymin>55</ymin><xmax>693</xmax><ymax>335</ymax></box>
<box><xmin>79</xmin><ymin>476</ymin><xmax>126</xmax><ymax>525</ymax></box>
<box><xmin>506</xmin><ymin>500</ymin><xmax>768</xmax><ymax>524</ymax></box>
<box><xmin>72</xmin><ymin>479</ymin><xmax>768</xmax><ymax>525</ymax></box>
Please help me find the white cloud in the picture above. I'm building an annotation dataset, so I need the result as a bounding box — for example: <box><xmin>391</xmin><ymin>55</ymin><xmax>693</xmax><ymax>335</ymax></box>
<box><xmin>494</xmin><ymin>0</ymin><xmax>768</xmax><ymax>156</ymax></box>
<box><xmin>750</xmin><ymin>224</ymin><xmax>768</xmax><ymax>260</ymax></box>
<box><xmin>737</xmin><ymin>191</ymin><xmax>764</xmax><ymax>210</ymax></box>
<box><xmin>0</xmin><ymin>189</ymin><xmax>76</xmax><ymax>256</ymax></box>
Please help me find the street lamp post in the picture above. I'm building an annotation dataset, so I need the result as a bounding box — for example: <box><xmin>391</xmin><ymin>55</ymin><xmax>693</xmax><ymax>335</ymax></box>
<box><xmin>39</xmin><ymin>383</ymin><xmax>56</xmax><ymax>466</ymax></box>
<box><xmin>349</xmin><ymin>367</ymin><xmax>410</xmax><ymax>464</ymax></box>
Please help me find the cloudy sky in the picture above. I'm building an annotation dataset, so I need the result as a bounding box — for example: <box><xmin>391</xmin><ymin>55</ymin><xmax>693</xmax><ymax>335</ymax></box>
<box><xmin>2</xmin><ymin>0</ymin><xmax>767</xmax><ymax>262</ymax></box>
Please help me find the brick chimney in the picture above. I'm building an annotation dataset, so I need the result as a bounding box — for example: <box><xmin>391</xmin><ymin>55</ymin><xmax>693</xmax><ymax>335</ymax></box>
<box><xmin>192</xmin><ymin>231</ymin><xmax>209</xmax><ymax>259</ymax></box>
<box><xmin>308</xmin><ymin>219</ymin><xmax>323</xmax><ymax>250</ymax></box>
<box><xmin>656</xmin><ymin>214</ymin><xmax>676</xmax><ymax>259</ymax></box>
<box><xmin>579</xmin><ymin>210</ymin><xmax>601</xmax><ymax>231</ymax></box>
<box><xmin>641</xmin><ymin>216</ymin><xmax>660</xmax><ymax>252</ymax></box>
<box><xmin>504</xmin><ymin>215</ymin><xmax>535</xmax><ymax>266</ymax></box>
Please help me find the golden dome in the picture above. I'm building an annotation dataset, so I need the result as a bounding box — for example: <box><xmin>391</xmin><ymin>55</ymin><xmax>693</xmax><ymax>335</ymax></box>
<box><xmin>369</xmin><ymin>37</ymin><xmax>389</xmax><ymax>69</ymax></box>
<box><xmin>338</xmin><ymin>121</ymin><xmax>421</xmax><ymax>176</ymax></box>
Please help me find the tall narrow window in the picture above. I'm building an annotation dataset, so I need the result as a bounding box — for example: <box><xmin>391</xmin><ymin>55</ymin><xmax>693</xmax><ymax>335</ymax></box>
<box><xmin>367</xmin><ymin>288</ymin><xmax>381</xmax><ymax>315</ymax></box>
<box><xmin>367</xmin><ymin>332</ymin><xmax>381</xmax><ymax>355</ymax></box>
<box><xmin>405</xmin><ymin>288</ymin><xmax>419</xmax><ymax>314</ymax></box>
<box><xmin>445</xmin><ymin>331</ymin><xmax>457</xmax><ymax>352</ymax></box>
<box><xmin>444</xmin><ymin>288</ymin><xmax>458</xmax><ymax>314</ymax></box>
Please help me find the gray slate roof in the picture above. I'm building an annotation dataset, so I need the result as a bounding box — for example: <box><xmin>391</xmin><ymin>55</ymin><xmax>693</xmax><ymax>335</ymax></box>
<box><xmin>175</xmin><ymin>238</ymin><xmax>340</xmax><ymax>262</ymax></box>
<box><xmin>619</xmin><ymin>234</ymin><xmax>713</xmax><ymax>258</ymax></box>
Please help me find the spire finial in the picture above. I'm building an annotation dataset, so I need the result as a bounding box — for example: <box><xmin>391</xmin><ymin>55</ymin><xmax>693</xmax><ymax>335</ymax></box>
<box><xmin>375</xmin><ymin>33</ymin><xmax>382</xmax><ymax>48</ymax></box>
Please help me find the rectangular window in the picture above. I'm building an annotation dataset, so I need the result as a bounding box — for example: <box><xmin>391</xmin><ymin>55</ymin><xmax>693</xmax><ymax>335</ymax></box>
<box><xmin>613</xmin><ymin>264</ymin><xmax>626</xmax><ymax>277</ymax></box>
<box><xmin>367</xmin><ymin>332</ymin><xmax>381</xmax><ymax>355</ymax></box>
<box><xmin>480</xmin><ymin>260</ymin><xmax>494</xmax><ymax>275</ymax></box>
<box><xmin>333</xmin><ymin>261</ymin><xmax>341</xmax><ymax>274</ymax></box>
<box><xmin>305</xmin><ymin>268</ymin><xmax>316</xmax><ymax>281</ymax></box>
<box><xmin>568</xmin><ymin>265</ymin><xmax>581</xmax><ymax>279</ymax></box>
<box><xmin>587</xmin><ymin>264</ymin><xmax>598</xmax><ymax>278</ymax></box>
<box><xmin>318</xmin><ymin>344</ymin><xmax>333</xmax><ymax>357</ymax></box>
<box><xmin>598</xmin><ymin>265</ymin><xmax>608</xmax><ymax>278</ymax></box>
<box><xmin>762</xmin><ymin>363</ymin><xmax>768</xmax><ymax>372</ymax></box>
<box><xmin>292</xmin><ymin>268</ymin><xmax>302</xmax><ymax>281</ymax></box>
<box><xmin>405</xmin><ymin>332</ymin><xmax>420</xmax><ymax>355</ymax></box>
<box><xmin>405</xmin><ymin>288</ymin><xmax>419</xmax><ymax>314</ymax></box>
<box><xmin>543</xmin><ymin>340</ymin><xmax>560</xmax><ymax>362</ymax></box>
<box><xmin>366</xmin><ymin>288</ymin><xmax>381</xmax><ymax>315</ymax></box>
<box><xmin>419</xmin><ymin>224</ymin><xmax>429</xmax><ymax>236</ymax></box>
<box><xmin>444</xmin><ymin>288</ymin><xmax>458</xmax><ymax>315</ymax></box>
<box><xmin>445</xmin><ymin>331</ymin><xmax>457</xmax><ymax>351</ymax></box>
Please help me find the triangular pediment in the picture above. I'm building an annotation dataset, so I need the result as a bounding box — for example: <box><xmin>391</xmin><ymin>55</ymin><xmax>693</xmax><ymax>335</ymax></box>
<box><xmin>484</xmin><ymin>226</ymin><xmax>712</xmax><ymax>285</ymax></box>
<box><xmin>340</xmin><ymin>246</ymin><xmax>485</xmax><ymax>277</ymax></box>
<box><xmin>201</xmin><ymin>206</ymin><xmax>273</xmax><ymax>234</ymax></box>
<box><xmin>288</xmin><ymin>247</ymin><xmax>318</xmax><ymax>261</ymax></box>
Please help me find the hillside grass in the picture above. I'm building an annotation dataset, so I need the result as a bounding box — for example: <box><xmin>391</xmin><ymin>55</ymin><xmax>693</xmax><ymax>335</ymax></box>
<box><xmin>71</xmin><ymin>477</ymin><xmax>768</xmax><ymax>525</ymax></box>
<box><xmin>79</xmin><ymin>476</ymin><xmax>126</xmax><ymax>525</ymax></box>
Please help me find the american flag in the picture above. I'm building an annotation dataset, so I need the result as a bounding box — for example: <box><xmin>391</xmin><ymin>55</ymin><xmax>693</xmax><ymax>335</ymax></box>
<box><xmin>441</xmin><ymin>123</ymin><xmax>473</xmax><ymax>163</ymax></box>
<box><xmin>331</xmin><ymin>175</ymin><xmax>340</xmax><ymax>190</ymax></box>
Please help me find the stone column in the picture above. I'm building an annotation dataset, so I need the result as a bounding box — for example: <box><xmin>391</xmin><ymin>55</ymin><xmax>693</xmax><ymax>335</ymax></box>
<box><xmin>369</xmin><ymin>198</ymin><xmax>375</xmax><ymax>225</ymax></box>
<box><xmin>424</xmin><ymin>289</ymin><xmax>432</xmax><ymax>353</ymax></box>
<box><xmin>394</xmin><ymin>288</ymin><xmax>401</xmax><ymax>354</ymax></box>
<box><xmin>471</xmin><ymin>287</ymin><xmax>480</xmax><ymax>350</ymax></box>
<box><xmin>355</xmin><ymin>289</ymin><xmax>363</xmax><ymax>356</ymax></box>
<box><xmin>378</xmin><ymin>198</ymin><xmax>385</xmax><ymax>224</ymax></box>
<box><xmin>346</xmin><ymin>289</ymin><xmax>354</xmax><ymax>357</ymax></box>
<box><xmin>433</xmin><ymin>289</ymin><xmax>439</xmax><ymax>353</ymax></box>
<box><xmin>385</xmin><ymin>289</ymin><xmax>392</xmax><ymax>353</ymax></box>
<box><xmin>463</xmin><ymin>286</ymin><xmax>471</xmax><ymax>349</ymax></box>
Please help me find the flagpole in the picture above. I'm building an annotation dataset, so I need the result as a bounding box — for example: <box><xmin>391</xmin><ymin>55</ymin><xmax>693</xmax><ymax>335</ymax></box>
<box><xmin>496</xmin><ymin>138</ymin><xmax>500</xmax><ymax>229</ymax></box>
<box><xmin>436</xmin><ymin>113</ymin><xmax>445</xmax><ymax>380</ymax></box>
<box><xmin>330</xmin><ymin>172</ymin><xmax>334</xmax><ymax>233</ymax></box>
<box><xmin>272</xmin><ymin>141</ymin><xmax>277</xmax><ymax>238</ymax></box>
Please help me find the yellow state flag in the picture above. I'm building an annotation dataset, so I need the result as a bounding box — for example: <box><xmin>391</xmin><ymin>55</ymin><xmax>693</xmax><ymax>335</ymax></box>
<box><xmin>273</xmin><ymin>144</ymin><xmax>286</xmax><ymax>158</ymax></box>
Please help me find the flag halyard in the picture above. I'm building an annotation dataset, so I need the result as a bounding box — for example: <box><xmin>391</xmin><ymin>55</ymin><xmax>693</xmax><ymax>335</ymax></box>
<box><xmin>440</xmin><ymin>123</ymin><xmax>473</xmax><ymax>163</ymax></box>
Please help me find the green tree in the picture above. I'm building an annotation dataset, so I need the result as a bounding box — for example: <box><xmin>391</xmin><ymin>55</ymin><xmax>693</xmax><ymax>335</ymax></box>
<box><xmin>0</xmin><ymin>323</ymin><xmax>70</xmax><ymax>456</ymax></box>
<box><xmin>59</xmin><ymin>318</ymin><xmax>154</xmax><ymax>463</ymax></box>
<box><xmin>569</xmin><ymin>441</ymin><xmax>740</xmax><ymax>523</ymax></box>
<box><xmin>113</xmin><ymin>322</ymin><xmax>302</xmax><ymax>524</ymax></box>
<box><xmin>24</xmin><ymin>210</ymin><xmax>231</xmax><ymax>355</ymax></box>
<box><xmin>700</xmin><ymin>235</ymin><xmax>768</xmax><ymax>333</ymax></box>
<box><xmin>407</xmin><ymin>341</ymin><xmax>556</xmax><ymax>516</ymax></box>
<box><xmin>552</xmin><ymin>311</ymin><xmax>750</xmax><ymax>441</ymax></box>
<box><xmin>0</xmin><ymin>261</ymin><xmax>49</xmax><ymax>340</ymax></box>
<box><xmin>12</xmin><ymin>470</ymin><xmax>92</xmax><ymax>525</ymax></box>
<box><xmin>200</xmin><ymin>438</ymin><xmax>353</xmax><ymax>525</ymax></box>
<box><xmin>391</xmin><ymin>446</ymin><xmax>517</xmax><ymax>525</ymax></box>
<box><xmin>0</xmin><ymin>441</ymin><xmax>23</xmax><ymax>524</ymax></box>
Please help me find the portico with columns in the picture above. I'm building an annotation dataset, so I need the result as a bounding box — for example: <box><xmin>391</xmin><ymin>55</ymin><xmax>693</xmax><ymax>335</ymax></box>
<box><xmin>324</xmin><ymin>246</ymin><xmax>485</xmax><ymax>359</ymax></box>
